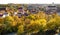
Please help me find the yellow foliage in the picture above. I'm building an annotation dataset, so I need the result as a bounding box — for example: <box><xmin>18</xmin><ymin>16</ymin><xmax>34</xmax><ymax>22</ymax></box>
<box><xmin>0</xmin><ymin>18</ymin><xmax>4</xmax><ymax>24</ymax></box>
<box><xmin>30</xmin><ymin>19</ymin><xmax>47</xmax><ymax>27</ymax></box>
<box><xmin>18</xmin><ymin>25</ymin><xmax>24</xmax><ymax>34</ymax></box>
<box><xmin>38</xmin><ymin>19</ymin><xmax>47</xmax><ymax>27</ymax></box>
<box><xmin>10</xmin><ymin>21</ymin><xmax>17</xmax><ymax>27</ymax></box>
<box><xmin>26</xmin><ymin>18</ymin><xmax>47</xmax><ymax>33</ymax></box>
<box><xmin>4</xmin><ymin>16</ymin><xmax>14</xmax><ymax>21</ymax></box>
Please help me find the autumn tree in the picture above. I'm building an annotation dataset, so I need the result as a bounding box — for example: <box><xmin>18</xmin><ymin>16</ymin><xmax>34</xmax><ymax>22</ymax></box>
<box><xmin>4</xmin><ymin>16</ymin><xmax>17</xmax><ymax>32</ymax></box>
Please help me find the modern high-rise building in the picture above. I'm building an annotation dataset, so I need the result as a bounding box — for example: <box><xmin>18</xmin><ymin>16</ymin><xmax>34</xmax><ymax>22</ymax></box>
<box><xmin>45</xmin><ymin>5</ymin><xmax>57</xmax><ymax>14</ymax></box>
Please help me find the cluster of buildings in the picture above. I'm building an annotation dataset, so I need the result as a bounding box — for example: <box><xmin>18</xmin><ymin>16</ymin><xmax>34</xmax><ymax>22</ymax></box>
<box><xmin>0</xmin><ymin>4</ymin><xmax>60</xmax><ymax>18</ymax></box>
<box><xmin>0</xmin><ymin>6</ymin><xmax>29</xmax><ymax>18</ymax></box>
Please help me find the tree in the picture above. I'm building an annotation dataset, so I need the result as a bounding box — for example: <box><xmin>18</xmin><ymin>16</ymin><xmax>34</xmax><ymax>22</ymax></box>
<box><xmin>17</xmin><ymin>25</ymin><xmax>24</xmax><ymax>35</ymax></box>
<box><xmin>25</xmin><ymin>19</ymin><xmax>47</xmax><ymax>34</ymax></box>
<box><xmin>4</xmin><ymin>16</ymin><xmax>17</xmax><ymax>32</ymax></box>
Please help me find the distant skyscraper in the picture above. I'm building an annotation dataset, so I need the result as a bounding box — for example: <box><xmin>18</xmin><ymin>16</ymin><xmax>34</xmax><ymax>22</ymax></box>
<box><xmin>45</xmin><ymin>4</ymin><xmax>57</xmax><ymax>14</ymax></box>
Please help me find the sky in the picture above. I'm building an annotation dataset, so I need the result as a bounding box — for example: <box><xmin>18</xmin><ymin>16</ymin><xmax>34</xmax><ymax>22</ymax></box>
<box><xmin>0</xmin><ymin>0</ymin><xmax>60</xmax><ymax>4</ymax></box>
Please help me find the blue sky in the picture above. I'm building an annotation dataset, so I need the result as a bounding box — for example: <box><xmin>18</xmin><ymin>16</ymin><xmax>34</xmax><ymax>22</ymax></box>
<box><xmin>0</xmin><ymin>0</ymin><xmax>60</xmax><ymax>4</ymax></box>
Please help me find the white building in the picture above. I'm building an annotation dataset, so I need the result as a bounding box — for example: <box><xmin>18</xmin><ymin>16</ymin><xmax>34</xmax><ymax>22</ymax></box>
<box><xmin>45</xmin><ymin>5</ymin><xmax>57</xmax><ymax>14</ymax></box>
<box><xmin>2</xmin><ymin>12</ymin><xmax>9</xmax><ymax>18</ymax></box>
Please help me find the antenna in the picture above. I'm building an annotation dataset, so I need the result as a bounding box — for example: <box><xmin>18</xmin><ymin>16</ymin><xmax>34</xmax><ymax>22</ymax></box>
<box><xmin>52</xmin><ymin>2</ymin><xmax>55</xmax><ymax>6</ymax></box>
<box><xmin>52</xmin><ymin>2</ymin><xmax>54</xmax><ymax>4</ymax></box>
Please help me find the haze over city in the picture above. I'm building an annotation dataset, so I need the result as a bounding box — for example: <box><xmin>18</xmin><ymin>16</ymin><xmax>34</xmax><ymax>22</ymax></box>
<box><xmin>0</xmin><ymin>0</ymin><xmax>60</xmax><ymax>4</ymax></box>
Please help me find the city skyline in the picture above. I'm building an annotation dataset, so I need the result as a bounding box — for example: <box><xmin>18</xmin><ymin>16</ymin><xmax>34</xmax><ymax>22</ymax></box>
<box><xmin>0</xmin><ymin>0</ymin><xmax>60</xmax><ymax>4</ymax></box>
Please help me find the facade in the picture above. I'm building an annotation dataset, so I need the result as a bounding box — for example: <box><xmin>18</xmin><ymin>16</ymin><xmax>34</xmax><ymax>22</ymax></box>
<box><xmin>0</xmin><ymin>7</ymin><xmax>6</xmax><ymax>17</ymax></box>
<box><xmin>0</xmin><ymin>13</ymin><xmax>3</xmax><ymax>17</ymax></box>
<box><xmin>0</xmin><ymin>7</ymin><xmax>6</xmax><ymax>13</ymax></box>
<box><xmin>3</xmin><ymin>12</ymin><xmax>9</xmax><ymax>18</ymax></box>
<box><xmin>27</xmin><ymin>6</ymin><xmax>38</xmax><ymax>13</ymax></box>
<box><xmin>17</xmin><ymin>13</ymin><xmax>22</xmax><ymax>18</ymax></box>
<box><xmin>18</xmin><ymin>7</ymin><xmax>27</xmax><ymax>14</ymax></box>
<box><xmin>13</xmin><ymin>12</ymin><xmax>17</xmax><ymax>16</ymax></box>
<box><xmin>45</xmin><ymin>5</ymin><xmax>57</xmax><ymax>14</ymax></box>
